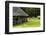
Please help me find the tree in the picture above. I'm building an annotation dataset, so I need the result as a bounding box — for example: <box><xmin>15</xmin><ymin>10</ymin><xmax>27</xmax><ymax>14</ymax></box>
<box><xmin>21</xmin><ymin>7</ymin><xmax>40</xmax><ymax>17</ymax></box>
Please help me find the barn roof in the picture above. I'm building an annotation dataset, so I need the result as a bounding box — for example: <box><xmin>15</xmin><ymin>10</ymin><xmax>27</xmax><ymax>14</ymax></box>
<box><xmin>13</xmin><ymin>7</ymin><xmax>29</xmax><ymax>16</ymax></box>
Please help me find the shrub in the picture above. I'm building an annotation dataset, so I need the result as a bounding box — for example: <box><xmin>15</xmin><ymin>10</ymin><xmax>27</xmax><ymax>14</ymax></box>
<box><xmin>37</xmin><ymin>16</ymin><xmax>40</xmax><ymax>19</ymax></box>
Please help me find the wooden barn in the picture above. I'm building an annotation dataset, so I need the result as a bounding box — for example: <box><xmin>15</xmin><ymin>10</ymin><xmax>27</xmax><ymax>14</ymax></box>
<box><xmin>13</xmin><ymin>7</ymin><xmax>29</xmax><ymax>24</ymax></box>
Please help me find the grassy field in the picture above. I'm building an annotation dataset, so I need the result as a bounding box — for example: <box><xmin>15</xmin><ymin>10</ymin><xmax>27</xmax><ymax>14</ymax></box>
<box><xmin>13</xmin><ymin>17</ymin><xmax>40</xmax><ymax>28</ymax></box>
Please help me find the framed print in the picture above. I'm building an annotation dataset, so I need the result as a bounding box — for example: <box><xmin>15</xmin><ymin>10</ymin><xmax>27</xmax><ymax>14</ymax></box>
<box><xmin>5</xmin><ymin>1</ymin><xmax>45</xmax><ymax>34</ymax></box>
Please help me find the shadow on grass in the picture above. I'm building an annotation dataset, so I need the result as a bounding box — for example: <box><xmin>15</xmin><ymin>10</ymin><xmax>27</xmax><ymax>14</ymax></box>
<box><xmin>13</xmin><ymin>21</ymin><xmax>27</xmax><ymax>27</ymax></box>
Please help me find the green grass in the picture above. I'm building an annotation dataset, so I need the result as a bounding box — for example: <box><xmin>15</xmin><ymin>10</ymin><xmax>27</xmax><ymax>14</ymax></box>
<box><xmin>13</xmin><ymin>17</ymin><xmax>40</xmax><ymax>28</ymax></box>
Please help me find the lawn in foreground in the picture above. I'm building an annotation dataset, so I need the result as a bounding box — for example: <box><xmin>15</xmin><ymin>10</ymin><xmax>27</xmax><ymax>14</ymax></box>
<box><xmin>13</xmin><ymin>17</ymin><xmax>40</xmax><ymax>28</ymax></box>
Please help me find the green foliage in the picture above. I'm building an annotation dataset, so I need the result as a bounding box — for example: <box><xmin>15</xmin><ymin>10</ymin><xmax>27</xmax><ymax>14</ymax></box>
<box><xmin>21</xmin><ymin>7</ymin><xmax>40</xmax><ymax>17</ymax></box>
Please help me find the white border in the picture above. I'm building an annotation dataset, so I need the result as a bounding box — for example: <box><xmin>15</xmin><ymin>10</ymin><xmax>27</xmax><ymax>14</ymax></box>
<box><xmin>9</xmin><ymin>3</ymin><xmax>43</xmax><ymax>32</ymax></box>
